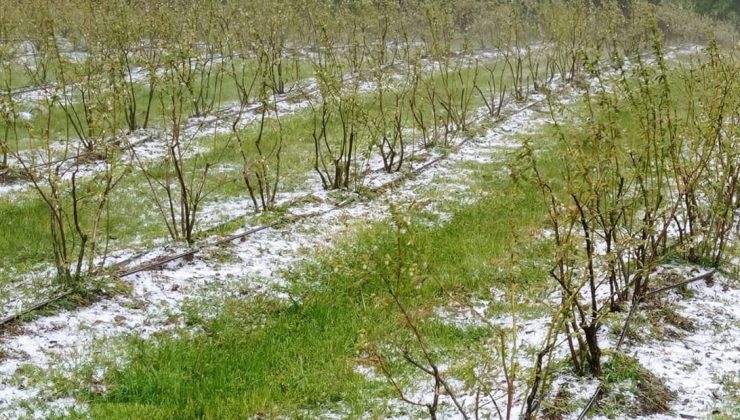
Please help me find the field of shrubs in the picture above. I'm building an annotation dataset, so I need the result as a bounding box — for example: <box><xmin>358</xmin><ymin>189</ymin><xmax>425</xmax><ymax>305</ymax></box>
<box><xmin>0</xmin><ymin>0</ymin><xmax>737</xmax><ymax>418</ymax></box>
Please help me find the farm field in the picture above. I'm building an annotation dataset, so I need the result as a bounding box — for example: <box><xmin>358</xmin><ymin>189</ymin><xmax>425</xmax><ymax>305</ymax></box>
<box><xmin>0</xmin><ymin>0</ymin><xmax>738</xmax><ymax>418</ymax></box>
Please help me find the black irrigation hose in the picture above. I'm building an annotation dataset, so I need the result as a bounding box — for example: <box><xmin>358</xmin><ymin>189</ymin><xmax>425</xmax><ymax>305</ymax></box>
<box><xmin>0</xmin><ymin>95</ymin><xmax>548</xmax><ymax>329</ymax></box>
<box><xmin>575</xmin><ymin>269</ymin><xmax>717</xmax><ymax>420</ymax></box>
<box><xmin>0</xmin><ymin>290</ymin><xmax>74</xmax><ymax>327</ymax></box>
<box><xmin>644</xmin><ymin>269</ymin><xmax>717</xmax><ymax>297</ymax></box>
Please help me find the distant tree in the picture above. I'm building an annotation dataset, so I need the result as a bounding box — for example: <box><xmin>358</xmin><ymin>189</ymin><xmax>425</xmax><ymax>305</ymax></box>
<box><xmin>692</xmin><ymin>0</ymin><xmax>739</xmax><ymax>22</ymax></box>
<box><xmin>654</xmin><ymin>0</ymin><xmax>740</xmax><ymax>23</ymax></box>
<box><xmin>592</xmin><ymin>0</ymin><xmax>632</xmax><ymax>17</ymax></box>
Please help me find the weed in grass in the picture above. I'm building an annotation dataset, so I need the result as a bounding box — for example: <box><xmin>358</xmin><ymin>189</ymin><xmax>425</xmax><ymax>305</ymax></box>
<box><xmin>597</xmin><ymin>352</ymin><xmax>675</xmax><ymax>417</ymax></box>
<box><xmin>711</xmin><ymin>373</ymin><xmax>740</xmax><ymax>419</ymax></box>
<box><xmin>542</xmin><ymin>384</ymin><xmax>574</xmax><ymax>420</ymax></box>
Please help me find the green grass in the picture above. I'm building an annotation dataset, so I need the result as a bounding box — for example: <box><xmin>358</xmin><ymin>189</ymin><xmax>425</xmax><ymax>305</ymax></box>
<box><xmin>597</xmin><ymin>352</ymin><xmax>676</xmax><ymax>417</ymax></box>
<box><xmin>98</xmin><ymin>298</ymin><xmax>378</xmax><ymax>417</ymax></box>
<box><xmin>0</xmin><ymin>197</ymin><xmax>52</xmax><ymax>268</ymax></box>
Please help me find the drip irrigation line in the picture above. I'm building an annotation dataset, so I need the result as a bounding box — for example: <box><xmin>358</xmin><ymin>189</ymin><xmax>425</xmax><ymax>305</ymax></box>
<box><xmin>644</xmin><ymin>269</ymin><xmax>717</xmax><ymax>297</ymax></box>
<box><xmin>0</xmin><ymin>290</ymin><xmax>73</xmax><ymax>327</ymax></box>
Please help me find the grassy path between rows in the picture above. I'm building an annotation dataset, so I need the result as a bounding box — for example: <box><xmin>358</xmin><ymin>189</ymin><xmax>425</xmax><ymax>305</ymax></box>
<box><xmin>80</xmin><ymin>143</ymin><xmax>561</xmax><ymax>418</ymax></box>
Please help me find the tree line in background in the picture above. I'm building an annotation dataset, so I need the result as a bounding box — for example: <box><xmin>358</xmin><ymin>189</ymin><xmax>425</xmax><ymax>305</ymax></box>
<box><xmin>690</xmin><ymin>0</ymin><xmax>739</xmax><ymax>23</ymax></box>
